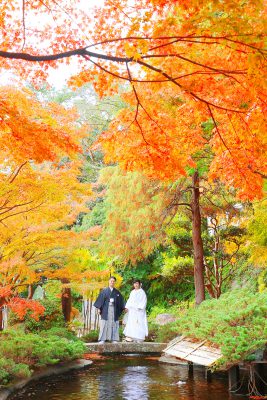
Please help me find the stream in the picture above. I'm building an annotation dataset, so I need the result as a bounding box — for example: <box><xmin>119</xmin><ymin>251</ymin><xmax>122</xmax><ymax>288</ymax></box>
<box><xmin>10</xmin><ymin>355</ymin><xmax>248</xmax><ymax>400</ymax></box>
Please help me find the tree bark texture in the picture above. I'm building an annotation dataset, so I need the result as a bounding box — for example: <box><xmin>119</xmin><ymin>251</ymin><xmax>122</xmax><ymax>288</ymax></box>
<box><xmin>0</xmin><ymin>307</ymin><xmax>3</xmax><ymax>331</ymax></box>
<box><xmin>191</xmin><ymin>171</ymin><xmax>205</xmax><ymax>305</ymax></box>
<box><xmin>61</xmin><ymin>279</ymin><xmax>72</xmax><ymax>323</ymax></box>
<box><xmin>28</xmin><ymin>285</ymin><xmax>34</xmax><ymax>299</ymax></box>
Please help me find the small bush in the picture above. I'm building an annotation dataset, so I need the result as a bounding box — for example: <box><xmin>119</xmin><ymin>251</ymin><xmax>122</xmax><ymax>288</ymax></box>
<box><xmin>81</xmin><ymin>330</ymin><xmax>99</xmax><ymax>343</ymax></box>
<box><xmin>149</xmin><ymin>322</ymin><xmax>178</xmax><ymax>343</ymax></box>
<box><xmin>0</xmin><ymin>328</ymin><xmax>86</xmax><ymax>385</ymax></box>
<box><xmin>171</xmin><ymin>289</ymin><xmax>267</xmax><ymax>369</ymax></box>
<box><xmin>8</xmin><ymin>297</ymin><xmax>64</xmax><ymax>333</ymax></box>
<box><xmin>24</xmin><ymin>298</ymin><xmax>64</xmax><ymax>332</ymax></box>
<box><xmin>40</xmin><ymin>327</ymin><xmax>78</xmax><ymax>341</ymax></box>
<box><xmin>0</xmin><ymin>357</ymin><xmax>31</xmax><ymax>385</ymax></box>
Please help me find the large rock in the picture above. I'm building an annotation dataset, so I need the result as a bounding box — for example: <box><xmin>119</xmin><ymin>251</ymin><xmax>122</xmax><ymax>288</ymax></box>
<box><xmin>155</xmin><ymin>313</ymin><xmax>176</xmax><ymax>326</ymax></box>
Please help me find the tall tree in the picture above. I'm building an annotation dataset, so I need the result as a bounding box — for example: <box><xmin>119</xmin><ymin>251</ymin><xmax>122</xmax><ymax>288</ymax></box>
<box><xmin>0</xmin><ymin>85</ymin><xmax>93</xmax><ymax>326</ymax></box>
<box><xmin>0</xmin><ymin>1</ymin><xmax>265</xmax><ymax>304</ymax></box>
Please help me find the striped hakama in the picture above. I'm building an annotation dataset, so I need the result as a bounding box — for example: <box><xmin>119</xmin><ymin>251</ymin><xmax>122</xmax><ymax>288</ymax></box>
<box><xmin>98</xmin><ymin>303</ymin><xmax>119</xmax><ymax>342</ymax></box>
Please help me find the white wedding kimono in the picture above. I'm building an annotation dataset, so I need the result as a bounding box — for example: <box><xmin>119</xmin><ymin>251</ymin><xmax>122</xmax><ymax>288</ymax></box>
<box><xmin>123</xmin><ymin>288</ymin><xmax>148</xmax><ymax>341</ymax></box>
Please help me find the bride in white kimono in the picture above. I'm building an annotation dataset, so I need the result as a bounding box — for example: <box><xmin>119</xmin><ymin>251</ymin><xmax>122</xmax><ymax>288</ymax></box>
<box><xmin>123</xmin><ymin>280</ymin><xmax>148</xmax><ymax>342</ymax></box>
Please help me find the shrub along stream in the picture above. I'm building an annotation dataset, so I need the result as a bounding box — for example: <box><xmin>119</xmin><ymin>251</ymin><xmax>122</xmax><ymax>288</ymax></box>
<box><xmin>0</xmin><ymin>328</ymin><xmax>85</xmax><ymax>385</ymax></box>
<box><xmin>151</xmin><ymin>289</ymin><xmax>267</xmax><ymax>369</ymax></box>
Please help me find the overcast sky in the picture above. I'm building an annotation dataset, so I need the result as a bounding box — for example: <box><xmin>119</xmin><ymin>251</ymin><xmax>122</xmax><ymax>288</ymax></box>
<box><xmin>0</xmin><ymin>0</ymin><xmax>105</xmax><ymax>89</ymax></box>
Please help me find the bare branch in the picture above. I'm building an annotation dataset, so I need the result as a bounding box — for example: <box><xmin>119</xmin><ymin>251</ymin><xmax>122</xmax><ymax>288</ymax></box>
<box><xmin>9</xmin><ymin>161</ymin><xmax>28</xmax><ymax>183</ymax></box>
<box><xmin>0</xmin><ymin>202</ymin><xmax>45</xmax><ymax>223</ymax></box>
<box><xmin>22</xmin><ymin>0</ymin><xmax>26</xmax><ymax>50</ymax></box>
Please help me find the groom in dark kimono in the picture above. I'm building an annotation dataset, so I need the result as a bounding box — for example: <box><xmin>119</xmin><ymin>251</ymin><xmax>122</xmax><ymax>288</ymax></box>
<box><xmin>94</xmin><ymin>276</ymin><xmax>125</xmax><ymax>343</ymax></box>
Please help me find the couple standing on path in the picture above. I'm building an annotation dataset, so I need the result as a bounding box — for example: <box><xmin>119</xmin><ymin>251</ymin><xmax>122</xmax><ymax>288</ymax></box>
<box><xmin>94</xmin><ymin>276</ymin><xmax>148</xmax><ymax>344</ymax></box>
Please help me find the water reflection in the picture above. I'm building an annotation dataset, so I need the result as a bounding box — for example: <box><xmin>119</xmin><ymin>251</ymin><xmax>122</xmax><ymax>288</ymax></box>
<box><xmin>10</xmin><ymin>356</ymin><xmax>248</xmax><ymax>400</ymax></box>
<box><xmin>98</xmin><ymin>368</ymin><xmax>120</xmax><ymax>400</ymax></box>
<box><xmin>121</xmin><ymin>366</ymin><xmax>149</xmax><ymax>400</ymax></box>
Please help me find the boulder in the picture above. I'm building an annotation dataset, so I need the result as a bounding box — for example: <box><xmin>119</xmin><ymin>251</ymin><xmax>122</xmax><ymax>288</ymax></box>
<box><xmin>155</xmin><ymin>313</ymin><xmax>176</xmax><ymax>326</ymax></box>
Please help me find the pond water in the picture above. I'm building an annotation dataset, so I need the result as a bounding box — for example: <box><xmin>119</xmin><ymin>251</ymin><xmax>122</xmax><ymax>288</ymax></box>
<box><xmin>11</xmin><ymin>355</ymin><xmax>247</xmax><ymax>400</ymax></box>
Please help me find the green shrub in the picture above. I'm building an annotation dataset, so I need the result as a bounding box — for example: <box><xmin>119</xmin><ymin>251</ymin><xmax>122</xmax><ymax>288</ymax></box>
<box><xmin>40</xmin><ymin>327</ymin><xmax>78</xmax><ymax>341</ymax></box>
<box><xmin>0</xmin><ymin>358</ymin><xmax>14</xmax><ymax>385</ymax></box>
<box><xmin>0</xmin><ymin>357</ymin><xmax>31</xmax><ymax>385</ymax></box>
<box><xmin>24</xmin><ymin>298</ymin><xmax>64</xmax><ymax>332</ymax></box>
<box><xmin>148</xmin><ymin>322</ymin><xmax>178</xmax><ymax>343</ymax></box>
<box><xmin>8</xmin><ymin>297</ymin><xmax>64</xmax><ymax>333</ymax></box>
<box><xmin>171</xmin><ymin>289</ymin><xmax>267</xmax><ymax>369</ymax></box>
<box><xmin>12</xmin><ymin>364</ymin><xmax>31</xmax><ymax>379</ymax></box>
<box><xmin>0</xmin><ymin>328</ymin><xmax>86</xmax><ymax>385</ymax></box>
<box><xmin>81</xmin><ymin>330</ymin><xmax>99</xmax><ymax>343</ymax></box>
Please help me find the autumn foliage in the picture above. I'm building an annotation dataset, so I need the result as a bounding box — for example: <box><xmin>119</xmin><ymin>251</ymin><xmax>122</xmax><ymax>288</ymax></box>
<box><xmin>0</xmin><ymin>1</ymin><xmax>265</xmax><ymax>199</ymax></box>
<box><xmin>0</xmin><ymin>0</ymin><xmax>266</xmax><ymax>310</ymax></box>
<box><xmin>0</xmin><ymin>86</ymin><xmax>84</xmax><ymax>163</ymax></box>
<box><xmin>0</xmin><ymin>84</ymin><xmax>94</xmax><ymax>319</ymax></box>
<box><xmin>8</xmin><ymin>298</ymin><xmax>45</xmax><ymax>321</ymax></box>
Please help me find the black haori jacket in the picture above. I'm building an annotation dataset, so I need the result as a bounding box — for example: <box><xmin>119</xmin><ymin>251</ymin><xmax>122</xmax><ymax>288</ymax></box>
<box><xmin>94</xmin><ymin>287</ymin><xmax>125</xmax><ymax>321</ymax></box>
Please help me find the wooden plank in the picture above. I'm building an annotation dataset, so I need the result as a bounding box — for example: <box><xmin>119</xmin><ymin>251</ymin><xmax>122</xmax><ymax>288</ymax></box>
<box><xmin>163</xmin><ymin>335</ymin><xmax>184</xmax><ymax>352</ymax></box>
<box><xmin>193</xmin><ymin>349</ymin><xmax>222</xmax><ymax>359</ymax></box>
<box><xmin>165</xmin><ymin>344</ymin><xmax>199</xmax><ymax>355</ymax></box>
<box><xmin>183</xmin><ymin>340</ymin><xmax>207</xmax><ymax>356</ymax></box>
<box><xmin>164</xmin><ymin>336</ymin><xmax>223</xmax><ymax>367</ymax></box>
<box><xmin>186</xmin><ymin>351</ymin><xmax>221</xmax><ymax>363</ymax></box>
<box><xmin>185</xmin><ymin>354</ymin><xmax>217</xmax><ymax>366</ymax></box>
<box><xmin>200</xmin><ymin>345</ymin><xmax>221</xmax><ymax>355</ymax></box>
<box><xmin>165</xmin><ymin>340</ymin><xmax>208</xmax><ymax>357</ymax></box>
<box><xmin>178</xmin><ymin>339</ymin><xmax>204</xmax><ymax>347</ymax></box>
<box><xmin>165</xmin><ymin>349</ymin><xmax>191</xmax><ymax>358</ymax></box>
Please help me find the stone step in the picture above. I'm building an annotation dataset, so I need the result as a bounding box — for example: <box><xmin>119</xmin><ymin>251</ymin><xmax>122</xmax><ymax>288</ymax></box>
<box><xmin>85</xmin><ymin>342</ymin><xmax>167</xmax><ymax>354</ymax></box>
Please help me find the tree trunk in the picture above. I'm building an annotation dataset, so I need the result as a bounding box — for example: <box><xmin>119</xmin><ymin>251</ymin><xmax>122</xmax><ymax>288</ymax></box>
<box><xmin>61</xmin><ymin>279</ymin><xmax>72</xmax><ymax>323</ymax></box>
<box><xmin>28</xmin><ymin>285</ymin><xmax>34</xmax><ymax>299</ymax></box>
<box><xmin>0</xmin><ymin>297</ymin><xmax>6</xmax><ymax>331</ymax></box>
<box><xmin>191</xmin><ymin>171</ymin><xmax>205</xmax><ymax>305</ymax></box>
<box><xmin>0</xmin><ymin>307</ymin><xmax>3</xmax><ymax>331</ymax></box>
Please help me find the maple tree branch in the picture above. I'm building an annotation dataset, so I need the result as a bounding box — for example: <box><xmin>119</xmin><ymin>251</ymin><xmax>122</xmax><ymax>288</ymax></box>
<box><xmin>38</xmin><ymin>0</ymin><xmax>53</xmax><ymax>12</ymax></box>
<box><xmin>208</xmin><ymin>105</ymin><xmax>250</xmax><ymax>180</ymax></box>
<box><xmin>24</xmin><ymin>251</ymin><xmax>36</xmax><ymax>262</ymax></box>
<box><xmin>88</xmin><ymin>57</ymin><xmax>227</xmax><ymax>84</ymax></box>
<box><xmin>202</xmin><ymin>194</ymin><xmax>229</xmax><ymax>212</ymax></box>
<box><xmin>142</xmin><ymin>54</ymin><xmax>246</xmax><ymax>75</ymax></box>
<box><xmin>137</xmin><ymin>59</ymin><xmax>246</xmax><ymax>113</ymax></box>
<box><xmin>0</xmin><ymin>202</ymin><xmax>45</xmax><ymax>223</ymax></box>
<box><xmin>125</xmin><ymin>83</ymin><xmax>170</xmax><ymax>161</ymax></box>
<box><xmin>0</xmin><ymin>48</ymin><xmax>131</xmax><ymax>62</ymax></box>
<box><xmin>9</xmin><ymin>161</ymin><xmax>28</xmax><ymax>183</ymax></box>
<box><xmin>22</xmin><ymin>0</ymin><xmax>26</xmax><ymax>50</ymax></box>
<box><xmin>85</xmin><ymin>56</ymin><xmax>128</xmax><ymax>81</ymax></box>
<box><xmin>0</xmin><ymin>39</ymin><xmax>260</xmax><ymax>118</ymax></box>
<box><xmin>0</xmin><ymin>199</ymin><xmax>10</xmax><ymax>211</ymax></box>
<box><xmin>0</xmin><ymin>31</ymin><xmax>264</xmax><ymax>63</ymax></box>
<box><xmin>126</xmin><ymin>62</ymin><xmax>156</xmax><ymax>153</ymax></box>
<box><xmin>172</xmin><ymin>202</ymin><xmax>192</xmax><ymax>208</ymax></box>
<box><xmin>207</xmin><ymin>106</ymin><xmax>232</xmax><ymax>152</ymax></box>
<box><xmin>107</xmin><ymin>0</ymin><xmax>132</xmax><ymax>21</ymax></box>
<box><xmin>249</xmin><ymin>169</ymin><xmax>267</xmax><ymax>179</ymax></box>
<box><xmin>87</xmin><ymin>34</ymin><xmax>265</xmax><ymax>52</ymax></box>
<box><xmin>0</xmin><ymin>200</ymin><xmax>35</xmax><ymax>217</ymax></box>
